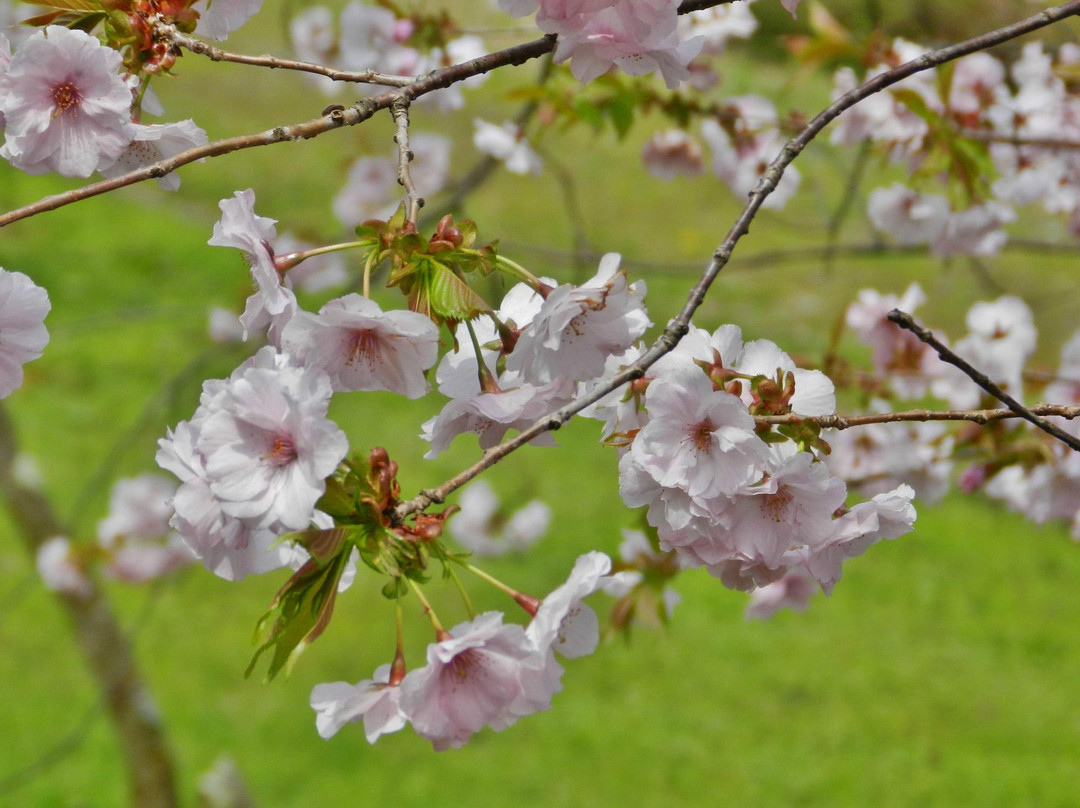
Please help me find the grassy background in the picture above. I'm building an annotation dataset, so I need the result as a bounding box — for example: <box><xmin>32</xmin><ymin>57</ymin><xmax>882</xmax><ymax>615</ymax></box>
<box><xmin>2</xmin><ymin>2</ymin><xmax>1080</xmax><ymax>806</ymax></box>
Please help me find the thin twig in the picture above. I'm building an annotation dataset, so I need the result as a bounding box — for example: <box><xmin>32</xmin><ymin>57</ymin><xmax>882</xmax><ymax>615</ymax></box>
<box><xmin>391</xmin><ymin>99</ymin><xmax>422</xmax><ymax>225</ymax></box>
<box><xmin>959</xmin><ymin>128</ymin><xmax>1080</xmax><ymax>150</ymax></box>
<box><xmin>756</xmin><ymin>404</ymin><xmax>1080</xmax><ymax>430</ymax></box>
<box><xmin>392</xmin><ymin>0</ymin><xmax>1080</xmax><ymax>521</ymax></box>
<box><xmin>888</xmin><ymin>308</ymin><xmax>1080</xmax><ymax>451</ymax></box>
<box><xmin>156</xmin><ymin>21</ymin><xmax>415</xmax><ymax>86</ymax></box>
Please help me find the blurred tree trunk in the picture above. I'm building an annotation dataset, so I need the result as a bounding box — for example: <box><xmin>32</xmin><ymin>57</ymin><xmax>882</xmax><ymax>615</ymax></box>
<box><xmin>0</xmin><ymin>405</ymin><xmax>178</xmax><ymax>808</ymax></box>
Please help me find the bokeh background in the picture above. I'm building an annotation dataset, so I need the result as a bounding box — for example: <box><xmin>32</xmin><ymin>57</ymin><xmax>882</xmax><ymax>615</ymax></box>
<box><xmin>2</xmin><ymin>1</ymin><xmax>1080</xmax><ymax>805</ymax></box>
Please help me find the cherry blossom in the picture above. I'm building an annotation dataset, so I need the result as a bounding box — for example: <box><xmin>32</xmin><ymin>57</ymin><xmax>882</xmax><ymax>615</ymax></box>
<box><xmin>630</xmin><ymin>362</ymin><xmax>767</xmax><ymax>499</ymax></box>
<box><xmin>399</xmin><ymin>612</ymin><xmax>557</xmax><ymax>751</ymax></box>
<box><xmin>281</xmin><ymin>294</ymin><xmax>439</xmax><ymax>398</ymax></box>
<box><xmin>36</xmin><ymin>536</ymin><xmax>92</xmax><ymax>599</ymax></box>
<box><xmin>802</xmin><ymin>485</ymin><xmax>916</xmax><ymax>594</ymax></box>
<box><xmin>421</xmin><ymin>376</ymin><xmax>574</xmax><ymax>458</ymax></box>
<box><xmin>745</xmin><ymin>569</ymin><xmax>815</xmax><ymax>620</ymax></box>
<box><xmin>98</xmin><ymin>120</ymin><xmax>208</xmax><ymax>191</ymax></box>
<box><xmin>867</xmin><ymin>184</ymin><xmax>949</xmax><ymax>246</ymax></box>
<box><xmin>473</xmin><ymin>120</ymin><xmax>543</xmax><ymax>175</ymax></box>
<box><xmin>700</xmin><ymin>96</ymin><xmax>801</xmax><ymax>209</ymax></box>
<box><xmin>0</xmin><ymin>267</ymin><xmax>50</xmax><ymax>398</ymax></box>
<box><xmin>194</xmin><ymin>352</ymin><xmax>348</xmax><ymax>531</ymax></box>
<box><xmin>207</xmin><ymin>189</ymin><xmax>296</xmax><ymax>343</ymax></box>
<box><xmin>526</xmin><ymin>551</ymin><xmax>614</xmax><ymax>659</ymax></box>
<box><xmin>845</xmin><ymin>283</ymin><xmax>941</xmax><ymax>398</ymax></box>
<box><xmin>641</xmin><ymin>129</ymin><xmax>705</xmax><ymax>179</ymax></box>
<box><xmin>0</xmin><ymin>26</ymin><xmax>133</xmax><ymax>178</ymax></box>
<box><xmin>449</xmin><ymin>480</ymin><xmax>550</xmax><ymax>556</ymax></box>
<box><xmin>96</xmin><ymin>474</ymin><xmax>195</xmax><ymax>583</ymax></box>
<box><xmin>310</xmin><ymin>664</ymin><xmax>406</xmax><ymax>743</ymax></box>
<box><xmin>156</xmin><ymin>416</ymin><xmax>305</xmax><ymax>581</ymax></box>
<box><xmin>505</xmin><ymin>253</ymin><xmax>650</xmax><ymax>386</ymax></box>
<box><xmin>193</xmin><ymin>0</ymin><xmax>266</xmax><ymax>40</ymax></box>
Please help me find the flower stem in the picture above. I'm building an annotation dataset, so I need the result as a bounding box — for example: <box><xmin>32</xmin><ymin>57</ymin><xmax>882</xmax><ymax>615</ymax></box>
<box><xmin>406</xmin><ymin>578</ymin><xmax>444</xmax><ymax>635</ymax></box>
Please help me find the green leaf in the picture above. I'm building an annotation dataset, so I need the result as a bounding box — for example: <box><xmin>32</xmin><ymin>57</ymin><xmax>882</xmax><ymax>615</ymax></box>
<box><xmin>425</xmin><ymin>259</ymin><xmax>493</xmax><ymax>322</ymax></box>
<box><xmin>245</xmin><ymin>545</ymin><xmax>352</xmax><ymax>682</ymax></box>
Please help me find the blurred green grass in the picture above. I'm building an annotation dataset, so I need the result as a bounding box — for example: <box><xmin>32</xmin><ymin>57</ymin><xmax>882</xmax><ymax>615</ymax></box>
<box><xmin>2</xmin><ymin>2</ymin><xmax>1080</xmax><ymax>806</ymax></box>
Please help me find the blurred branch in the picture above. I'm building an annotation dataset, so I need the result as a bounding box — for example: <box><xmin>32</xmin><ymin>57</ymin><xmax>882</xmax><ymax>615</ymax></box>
<box><xmin>757</xmin><ymin>404</ymin><xmax>1080</xmax><ymax>429</ymax></box>
<box><xmin>0</xmin><ymin>404</ymin><xmax>179</xmax><ymax>808</ymax></box>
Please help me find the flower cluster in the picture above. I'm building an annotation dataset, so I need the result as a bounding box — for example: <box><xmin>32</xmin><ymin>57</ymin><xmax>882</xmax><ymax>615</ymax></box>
<box><xmin>833</xmin><ymin>39</ymin><xmax>1080</xmax><ymax>252</ymax></box>
<box><xmin>498</xmin><ymin>0</ymin><xmax>704</xmax><ymax>89</ymax></box>
<box><xmin>422</xmin><ymin>253</ymin><xmax>650</xmax><ymax>457</ymax></box>
<box><xmin>310</xmin><ymin>552</ymin><xmax>621</xmax><ymax>750</ymax></box>
<box><xmin>0</xmin><ymin>25</ymin><xmax>205</xmax><ymax>182</ymax></box>
<box><xmin>609</xmin><ymin>322</ymin><xmax>915</xmax><ymax>598</ymax></box>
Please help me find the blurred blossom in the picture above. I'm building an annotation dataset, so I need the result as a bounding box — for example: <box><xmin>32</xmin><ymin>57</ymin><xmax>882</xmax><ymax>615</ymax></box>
<box><xmin>36</xmin><ymin>537</ymin><xmax>92</xmax><ymax>598</ymax></box>
<box><xmin>449</xmin><ymin>480</ymin><xmax>550</xmax><ymax>556</ymax></box>
<box><xmin>641</xmin><ymin>130</ymin><xmax>704</xmax><ymax>180</ymax></box>
<box><xmin>473</xmin><ymin>120</ymin><xmax>542</xmax><ymax>175</ymax></box>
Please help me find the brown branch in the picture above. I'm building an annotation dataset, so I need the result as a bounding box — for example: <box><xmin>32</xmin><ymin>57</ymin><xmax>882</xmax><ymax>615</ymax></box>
<box><xmin>392</xmin><ymin>0</ymin><xmax>1080</xmax><ymax>521</ymax></box>
<box><xmin>0</xmin><ymin>405</ymin><xmax>178</xmax><ymax>808</ymax></box>
<box><xmin>0</xmin><ymin>35</ymin><xmax>558</xmax><ymax>229</ymax></box>
<box><xmin>157</xmin><ymin>22</ymin><xmax>415</xmax><ymax>86</ymax></box>
<box><xmin>756</xmin><ymin>404</ymin><xmax>1080</xmax><ymax>430</ymax></box>
<box><xmin>888</xmin><ymin>309</ymin><xmax>1080</xmax><ymax>451</ymax></box>
<box><xmin>391</xmin><ymin>99</ymin><xmax>423</xmax><ymax>225</ymax></box>
<box><xmin>959</xmin><ymin>128</ymin><xmax>1080</xmax><ymax>150</ymax></box>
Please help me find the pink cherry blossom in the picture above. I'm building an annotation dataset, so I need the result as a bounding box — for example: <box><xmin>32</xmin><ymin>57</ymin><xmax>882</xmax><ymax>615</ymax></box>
<box><xmin>96</xmin><ymin>474</ymin><xmax>195</xmax><ymax>583</ymax></box>
<box><xmin>449</xmin><ymin>480</ymin><xmax>550</xmax><ymax>556</ymax></box>
<box><xmin>526</xmin><ymin>551</ymin><xmax>613</xmax><ymax>658</ymax></box>
<box><xmin>421</xmin><ymin>377</ymin><xmax>574</xmax><ymax>458</ymax></box>
<box><xmin>700</xmin><ymin>97</ymin><xmax>801</xmax><ymax>209</ymax></box>
<box><xmin>473</xmin><ymin>119</ymin><xmax>543</xmax><ymax>175</ymax></box>
<box><xmin>193</xmin><ymin>0</ymin><xmax>266</xmax><ymax>40</ymax></box>
<box><xmin>195</xmin><ymin>351</ymin><xmax>349</xmax><ymax>531</ymax></box>
<box><xmin>745</xmin><ymin>569</ymin><xmax>815</xmax><ymax>620</ymax></box>
<box><xmin>867</xmin><ymin>184</ymin><xmax>949</xmax><ymax>245</ymax></box>
<box><xmin>98</xmin><ymin>120</ymin><xmax>208</xmax><ymax>191</ymax></box>
<box><xmin>0</xmin><ymin>267</ymin><xmax>50</xmax><ymax>398</ymax></box>
<box><xmin>208</xmin><ymin>189</ymin><xmax>297</xmax><ymax>343</ymax></box>
<box><xmin>536</xmin><ymin>0</ymin><xmax>703</xmax><ymax>89</ymax></box>
<box><xmin>803</xmin><ymin>485</ymin><xmax>916</xmax><ymax>594</ymax></box>
<box><xmin>630</xmin><ymin>363</ymin><xmax>767</xmax><ymax>499</ymax></box>
<box><xmin>399</xmin><ymin>612</ymin><xmax>557</xmax><ymax>751</ymax></box>
<box><xmin>310</xmin><ymin>664</ymin><xmax>406</xmax><ymax>743</ymax></box>
<box><xmin>36</xmin><ymin>536</ymin><xmax>92</xmax><ymax>599</ymax></box>
<box><xmin>716</xmin><ymin>446</ymin><xmax>847</xmax><ymax>574</ymax></box>
<box><xmin>780</xmin><ymin>0</ymin><xmax>804</xmax><ymax>17</ymax></box>
<box><xmin>641</xmin><ymin>129</ymin><xmax>705</xmax><ymax>179</ymax></box>
<box><xmin>156</xmin><ymin>415</ymin><xmax>305</xmax><ymax>580</ymax></box>
<box><xmin>0</xmin><ymin>26</ymin><xmax>133</xmax><ymax>178</ymax></box>
<box><xmin>281</xmin><ymin>294</ymin><xmax>439</xmax><ymax>398</ymax></box>
<box><xmin>505</xmin><ymin>253</ymin><xmax>650</xmax><ymax>385</ymax></box>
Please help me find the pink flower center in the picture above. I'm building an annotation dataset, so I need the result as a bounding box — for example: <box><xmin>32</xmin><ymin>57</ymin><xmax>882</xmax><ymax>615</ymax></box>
<box><xmin>759</xmin><ymin>486</ymin><xmax>794</xmax><ymax>523</ymax></box>
<box><xmin>346</xmin><ymin>329</ymin><xmax>380</xmax><ymax>366</ymax></box>
<box><xmin>264</xmin><ymin>434</ymin><xmax>298</xmax><ymax>466</ymax></box>
<box><xmin>448</xmin><ymin>649</ymin><xmax>480</xmax><ymax>680</ymax></box>
<box><xmin>51</xmin><ymin>82</ymin><xmax>83</xmax><ymax>118</ymax></box>
<box><xmin>689</xmin><ymin>419</ymin><xmax>714</xmax><ymax>452</ymax></box>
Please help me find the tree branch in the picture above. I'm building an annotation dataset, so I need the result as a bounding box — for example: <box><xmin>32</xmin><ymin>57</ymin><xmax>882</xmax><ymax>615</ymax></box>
<box><xmin>156</xmin><ymin>21</ymin><xmax>415</xmax><ymax>86</ymax></box>
<box><xmin>756</xmin><ymin>404</ymin><xmax>1080</xmax><ymax>430</ymax></box>
<box><xmin>888</xmin><ymin>308</ymin><xmax>1080</xmax><ymax>451</ymax></box>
